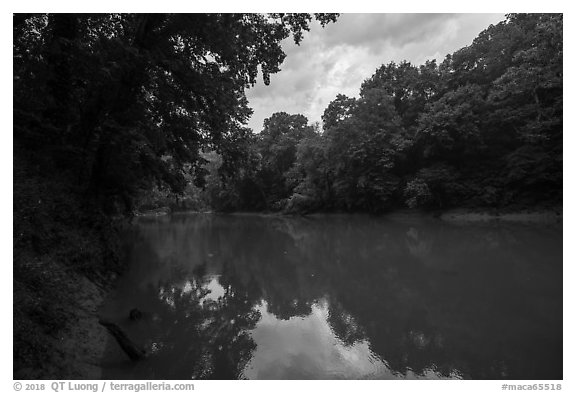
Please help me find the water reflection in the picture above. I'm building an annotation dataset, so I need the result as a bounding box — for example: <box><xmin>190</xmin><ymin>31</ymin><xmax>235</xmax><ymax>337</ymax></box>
<box><xmin>100</xmin><ymin>213</ymin><xmax>562</xmax><ymax>379</ymax></box>
<box><xmin>242</xmin><ymin>298</ymin><xmax>457</xmax><ymax>379</ymax></box>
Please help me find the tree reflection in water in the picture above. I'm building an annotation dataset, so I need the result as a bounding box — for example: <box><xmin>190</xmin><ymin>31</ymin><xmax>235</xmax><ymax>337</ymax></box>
<box><xmin>101</xmin><ymin>213</ymin><xmax>562</xmax><ymax>380</ymax></box>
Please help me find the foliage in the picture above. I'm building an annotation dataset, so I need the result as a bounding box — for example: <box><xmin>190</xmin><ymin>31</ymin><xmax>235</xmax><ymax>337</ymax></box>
<box><xmin>321</xmin><ymin>94</ymin><xmax>356</xmax><ymax>131</ymax></box>
<box><xmin>360</xmin><ymin>60</ymin><xmax>441</xmax><ymax>133</ymax></box>
<box><xmin>404</xmin><ymin>178</ymin><xmax>432</xmax><ymax>209</ymax></box>
<box><xmin>249</xmin><ymin>13</ymin><xmax>562</xmax><ymax>214</ymax></box>
<box><xmin>13</xmin><ymin>13</ymin><xmax>339</xmax><ymax>212</ymax></box>
<box><xmin>254</xmin><ymin>112</ymin><xmax>318</xmax><ymax>209</ymax></box>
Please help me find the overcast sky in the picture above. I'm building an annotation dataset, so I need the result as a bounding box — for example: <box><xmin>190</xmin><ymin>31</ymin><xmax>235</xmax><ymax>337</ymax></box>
<box><xmin>245</xmin><ymin>13</ymin><xmax>506</xmax><ymax>132</ymax></box>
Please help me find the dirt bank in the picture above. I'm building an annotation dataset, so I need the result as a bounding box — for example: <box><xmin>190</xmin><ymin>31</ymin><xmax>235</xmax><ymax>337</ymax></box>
<box><xmin>54</xmin><ymin>274</ymin><xmax>110</xmax><ymax>379</ymax></box>
<box><xmin>14</xmin><ymin>267</ymin><xmax>113</xmax><ymax>380</ymax></box>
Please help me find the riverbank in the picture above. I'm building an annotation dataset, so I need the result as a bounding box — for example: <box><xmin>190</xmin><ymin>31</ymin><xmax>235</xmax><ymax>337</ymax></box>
<box><xmin>283</xmin><ymin>204</ymin><xmax>563</xmax><ymax>224</ymax></box>
<box><xmin>13</xmin><ymin>157</ymin><xmax>125</xmax><ymax>379</ymax></box>
<box><xmin>438</xmin><ymin>207</ymin><xmax>562</xmax><ymax>224</ymax></box>
<box><xmin>14</xmin><ymin>261</ymin><xmax>114</xmax><ymax>379</ymax></box>
<box><xmin>40</xmin><ymin>275</ymin><xmax>109</xmax><ymax>379</ymax></box>
<box><xmin>153</xmin><ymin>205</ymin><xmax>563</xmax><ymax>224</ymax></box>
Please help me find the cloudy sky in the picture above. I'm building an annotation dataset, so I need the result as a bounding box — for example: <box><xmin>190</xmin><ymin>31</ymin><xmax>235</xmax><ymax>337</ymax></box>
<box><xmin>245</xmin><ymin>13</ymin><xmax>506</xmax><ymax>132</ymax></box>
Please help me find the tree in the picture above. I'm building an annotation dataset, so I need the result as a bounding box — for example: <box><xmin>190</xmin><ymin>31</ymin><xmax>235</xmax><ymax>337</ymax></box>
<box><xmin>321</xmin><ymin>94</ymin><xmax>356</xmax><ymax>131</ymax></box>
<box><xmin>415</xmin><ymin>83</ymin><xmax>487</xmax><ymax>163</ymax></box>
<box><xmin>360</xmin><ymin>61</ymin><xmax>440</xmax><ymax>133</ymax></box>
<box><xmin>318</xmin><ymin>88</ymin><xmax>409</xmax><ymax>212</ymax></box>
<box><xmin>289</xmin><ymin>13</ymin><xmax>562</xmax><ymax>212</ymax></box>
<box><xmin>487</xmin><ymin>14</ymin><xmax>562</xmax><ymax>200</ymax></box>
<box><xmin>13</xmin><ymin>13</ymin><xmax>339</xmax><ymax>213</ymax></box>
<box><xmin>287</xmin><ymin>134</ymin><xmax>332</xmax><ymax>211</ymax></box>
<box><xmin>256</xmin><ymin>112</ymin><xmax>318</xmax><ymax>208</ymax></box>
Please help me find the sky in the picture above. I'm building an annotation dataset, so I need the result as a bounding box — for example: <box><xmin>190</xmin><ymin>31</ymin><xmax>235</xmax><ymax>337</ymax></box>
<box><xmin>245</xmin><ymin>13</ymin><xmax>506</xmax><ymax>132</ymax></box>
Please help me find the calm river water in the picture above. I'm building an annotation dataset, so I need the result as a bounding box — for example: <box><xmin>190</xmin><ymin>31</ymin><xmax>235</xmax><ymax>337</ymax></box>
<box><xmin>100</xmin><ymin>212</ymin><xmax>562</xmax><ymax>379</ymax></box>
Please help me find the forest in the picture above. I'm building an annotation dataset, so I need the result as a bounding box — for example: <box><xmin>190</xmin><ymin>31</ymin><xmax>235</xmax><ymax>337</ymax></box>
<box><xmin>202</xmin><ymin>14</ymin><xmax>562</xmax><ymax>214</ymax></box>
<box><xmin>122</xmin><ymin>14</ymin><xmax>562</xmax><ymax>215</ymax></box>
<box><xmin>13</xmin><ymin>13</ymin><xmax>562</xmax><ymax>378</ymax></box>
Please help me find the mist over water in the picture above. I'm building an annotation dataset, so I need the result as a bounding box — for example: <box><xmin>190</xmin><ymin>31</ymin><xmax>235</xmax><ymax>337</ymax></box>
<box><xmin>100</xmin><ymin>213</ymin><xmax>562</xmax><ymax>379</ymax></box>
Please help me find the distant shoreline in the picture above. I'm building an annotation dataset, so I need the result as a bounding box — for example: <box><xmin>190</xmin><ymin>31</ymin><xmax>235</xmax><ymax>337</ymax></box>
<box><xmin>438</xmin><ymin>208</ymin><xmax>562</xmax><ymax>224</ymax></box>
<box><xmin>134</xmin><ymin>206</ymin><xmax>563</xmax><ymax>224</ymax></box>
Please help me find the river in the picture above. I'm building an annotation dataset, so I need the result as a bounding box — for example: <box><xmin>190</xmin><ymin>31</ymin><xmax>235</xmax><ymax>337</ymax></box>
<box><xmin>99</xmin><ymin>212</ymin><xmax>562</xmax><ymax>379</ymax></box>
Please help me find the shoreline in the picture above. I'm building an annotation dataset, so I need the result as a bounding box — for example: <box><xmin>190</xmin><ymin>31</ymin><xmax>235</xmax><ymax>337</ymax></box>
<box><xmin>49</xmin><ymin>273</ymin><xmax>111</xmax><ymax>379</ymax></box>
<box><xmin>438</xmin><ymin>208</ymin><xmax>562</xmax><ymax>224</ymax></box>
<box><xmin>15</xmin><ymin>269</ymin><xmax>113</xmax><ymax>379</ymax></box>
<box><xmin>55</xmin><ymin>274</ymin><xmax>109</xmax><ymax>379</ymax></box>
<box><xmin>138</xmin><ymin>206</ymin><xmax>563</xmax><ymax>224</ymax></box>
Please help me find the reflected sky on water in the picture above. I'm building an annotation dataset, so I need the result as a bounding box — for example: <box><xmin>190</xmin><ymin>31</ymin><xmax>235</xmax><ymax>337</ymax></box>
<box><xmin>100</xmin><ymin>213</ymin><xmax>562</xmax><ymax>380</ymax></box>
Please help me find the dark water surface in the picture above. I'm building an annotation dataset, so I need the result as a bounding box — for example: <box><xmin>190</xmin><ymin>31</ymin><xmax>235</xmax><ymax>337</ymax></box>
<box><xmin>100</xmin><ymin>213</ymin><xmax>562</xmax><ymax>379</ymax></box>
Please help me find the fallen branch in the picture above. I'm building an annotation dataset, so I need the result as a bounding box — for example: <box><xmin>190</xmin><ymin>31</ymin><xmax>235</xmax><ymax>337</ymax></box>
<box><xmin>98</xmin><ymin>318</ymin><xmax>146</xmax><ymax>361</ymax></box>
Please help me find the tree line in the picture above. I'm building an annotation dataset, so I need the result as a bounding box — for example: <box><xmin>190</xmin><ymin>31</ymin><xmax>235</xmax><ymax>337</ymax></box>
<box><xmin>15</xmin><ymin>14</ymin><xmax>560</xmax><ymax>216</ymax></box>
<box><xmin>203</xmin><ymin>13</ymin><xmax>562</xmax><ymax>214</ymax></box>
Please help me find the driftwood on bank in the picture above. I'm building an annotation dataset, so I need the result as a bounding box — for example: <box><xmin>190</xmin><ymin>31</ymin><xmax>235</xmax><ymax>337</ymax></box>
<box><xmin>98</xmin><ymin>318</ymin><xmax>146</xmax><ymax>361</ymax></box>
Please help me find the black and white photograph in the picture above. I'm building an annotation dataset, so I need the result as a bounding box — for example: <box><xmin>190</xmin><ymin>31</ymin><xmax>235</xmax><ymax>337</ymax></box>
<box><xmin>10</xmin><ymin>5</ymin><xmax>566</xmax><ymax>388</ymax></box>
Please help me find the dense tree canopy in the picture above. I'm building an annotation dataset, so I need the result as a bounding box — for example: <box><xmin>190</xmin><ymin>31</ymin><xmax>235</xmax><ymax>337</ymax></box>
<box><xmin>14</xmin><ymin>13</ymin><xmax>338</xmax><ymax>212</ymax></box>
<box><xmin>15</xmin><ymin>13</ymin><xmax>561</xmax><ymax>216</ymax></box>
<box><xmin>210</xmin><ymin>13</ymin><xmax>562</xmax><ymax>213</ymax></box>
